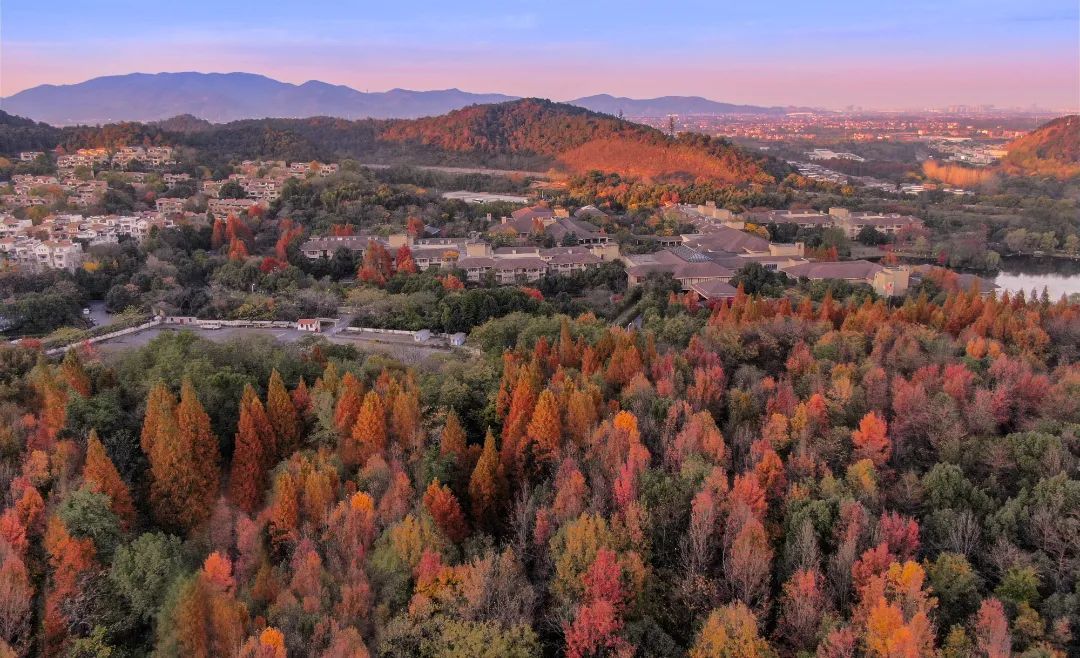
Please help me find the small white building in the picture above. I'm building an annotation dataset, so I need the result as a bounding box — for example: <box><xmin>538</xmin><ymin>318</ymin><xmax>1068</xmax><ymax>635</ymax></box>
<box><xmin>297</xmin><ymin>319</ymin><xmax>321</xmax><ymax>332</ymax></box>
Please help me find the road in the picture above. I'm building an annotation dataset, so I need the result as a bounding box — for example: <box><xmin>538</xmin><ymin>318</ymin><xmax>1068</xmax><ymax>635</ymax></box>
<box><xmin>359</xmin><ymin>163</ymin><xmax>550</xmax><ymax>179</ymax></box>
<box><xmin>85</xmin><ymin>301</ymin><xmax>113</xmax><ymax>327</ymax></box>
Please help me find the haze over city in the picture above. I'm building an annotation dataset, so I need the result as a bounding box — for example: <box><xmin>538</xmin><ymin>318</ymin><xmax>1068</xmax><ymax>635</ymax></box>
<box><xmin>3</xmin><ymin>0</ymin><xmax>1078</xmax><ymax>110</ymax></box>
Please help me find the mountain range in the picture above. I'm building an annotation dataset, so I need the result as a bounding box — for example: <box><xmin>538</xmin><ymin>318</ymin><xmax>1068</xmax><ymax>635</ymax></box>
<box><xmin>0</xmin><ymin>72</ymin><xmax>805</xmax><ymax>126</ymax></box>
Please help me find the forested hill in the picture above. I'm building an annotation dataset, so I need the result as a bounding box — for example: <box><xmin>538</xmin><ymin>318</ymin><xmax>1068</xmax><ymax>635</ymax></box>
<box><xmin>1001</xmin><ymin>115</ymin><xmax>1080</xmax><ymax>179</ymax></box>
<box><xmin>376</xmin><ymin>99</ymin><xmax>778</xmax><ymax>183</ymax></box>
<box><xmin>0</xmin><ymin>100</ymin><xmax>784</xmax><ymax>185</ymax></box>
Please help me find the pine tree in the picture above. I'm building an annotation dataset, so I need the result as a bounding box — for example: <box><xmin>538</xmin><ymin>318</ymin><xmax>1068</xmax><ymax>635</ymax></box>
<box><xmin>141</xmin><ymin>381</ymin><xmax>176</xmax><ymax>456</ymax></box>
<box><xmin>266</xmin><ymin>370</ymin><xmax>300</xmax><ymax>457</ymax></box>
<box><xmin>439</xmin><ymin>409</ymin><xmax>468</xmax><ymax>466</ymax></box>
<box><xmin>333</xmin><ymin>373</ymin><xmax>363</xmax><ymax>436</ymax></box>
<box><xmin>290</xmin><ymin>378</ymin><xmax>311</xmax><ymax>416</ymax></box>
<box><xmin>468</xmin><ymin>429</ymin><xmax>505</xmax><ymax>530</ymax></box>
<box><xmin>144</xmin><ymin>381</ymin><xmax>220</xmax><ymax>532</ymax></box>
<box><xmin>527</xmin><ymin>388</ymin><xmax>562</xmax><ymax>466</ymax></box>
<box><xmin>240</xmin><ymin>384</ymin><xmax>278</xmax><ymax>472</ymax></box>
<box><xmin>230</xmin><ymin>390</ymin><xmax>268</xmax><ymax>514</ymax></box>
<box><xmin>390</xmin><ymin>387</ymin><xmax>421</xmax><ymax>459</ymax></box>
<box><xmin>501</xmin><ymin>370</ymin><xmax>536</xmax><ymax>477</ymax></box>
<box><xmin>83</xmin><ymin>430</ymin><xmax>135</xmax><ymax>529</ymax></box>
<box><xmin>347</xmin><ymin>391</ymin><xmax>386</xmax><ymax>467</ymax></box>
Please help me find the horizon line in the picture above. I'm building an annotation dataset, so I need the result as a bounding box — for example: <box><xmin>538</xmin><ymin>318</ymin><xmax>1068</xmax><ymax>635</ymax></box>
<box><xmin>3</xmin><ymin>70</ymin><xmax>1077</xmax><ymax>115</ymax></box>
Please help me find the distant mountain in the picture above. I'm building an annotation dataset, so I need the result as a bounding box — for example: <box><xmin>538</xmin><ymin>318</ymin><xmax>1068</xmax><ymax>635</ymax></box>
<box><xmin>1001</xmin><ymin>115</ymin><xmax>1080</xmax><ymax>179</ymax></box>
<box><xmin>0</xmin><ymin>72</ymin><xmax>517</xmax><ymax>125</ymax></box>
<box><xmin>569</xmin><ymin>94</ymin><xmax>803</xmax><ymax>117</ymax></box>
<box><xmin>2</xmin><ymin>72</ymin><xmax>815</xmax><ymax>127</ymax></box>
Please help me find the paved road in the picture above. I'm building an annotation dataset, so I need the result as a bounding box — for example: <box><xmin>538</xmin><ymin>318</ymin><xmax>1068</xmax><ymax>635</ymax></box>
<box><xmin>85</xmin><ymin>301</ymin><xmax>113</xmax><ymax>327</ymax></box>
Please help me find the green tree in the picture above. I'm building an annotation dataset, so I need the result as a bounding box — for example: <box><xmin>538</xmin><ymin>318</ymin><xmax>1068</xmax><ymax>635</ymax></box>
<box><xmin>109</xmin><ymin>531</ymin><xmax>187</xmax><ymax>622</ymax></box>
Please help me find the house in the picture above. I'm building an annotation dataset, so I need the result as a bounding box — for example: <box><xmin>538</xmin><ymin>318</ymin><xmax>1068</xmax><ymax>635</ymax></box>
<box><xmin>449</xmin><ymin>332</ymin><xmax>467</xmax><ymax>346</ymax></box>
<box><xmin>296</xmin><ymin>319</ymin><xmax>321</xmax><ymax>332</ymax></box>
<box><xmin>414</xmin><ymin>329</ymin><xmax>431</xmax><ymax>343</ymax></box>
<box><xmin>300</xmin><ymin>235</ymin><xmax>371</xmax><ymax>259</ymax></box>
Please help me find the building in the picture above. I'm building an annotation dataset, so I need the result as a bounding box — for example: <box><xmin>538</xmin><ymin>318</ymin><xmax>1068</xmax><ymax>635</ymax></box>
<box><xmin>780</xmin><ymin>260</ymin><xmax>910</xmax><ymax>297</ymax></box>
<box><xmin>689</xmin><ymin>280</ymin><xmax>740</xmax><ymax>302</ymax></box>
<box><xmin>208</xmin><ymin>198</ymin><xmax>266</xmax><ymax>216</ymax></box>
<box><xmin>744</xmin><ymin>207</ymin><xmax>923</xmax><ymax>238</ymax></box>
<box><xmin>296</xmin><ymin>319</ymin><xmax>321</xmax><ymax>332</ymax></box>
<box><xmin>155</xmin><ymin>198</ymin><xmax>186</xmax><ymax>215</ymax></box>
<box><xmin>623</xmin><ymin>246</ymin><xmax>735</xmax><ymax>289</ymax></box>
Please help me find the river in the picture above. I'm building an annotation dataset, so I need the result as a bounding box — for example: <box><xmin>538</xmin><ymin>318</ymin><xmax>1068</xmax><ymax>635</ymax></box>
<box><xmin>992</xmin><ymin>256</ymin><xmax>1080</xmax><ymax>299</ymax></box>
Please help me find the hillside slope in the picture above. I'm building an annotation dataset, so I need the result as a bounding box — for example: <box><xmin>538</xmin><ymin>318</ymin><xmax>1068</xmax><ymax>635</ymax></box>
<box><xmin>377</xmin><ymin>99</ymin><xmax>776</xmax><ymax>183</ymax></box>
<box><xmin>0</xmin><ymin>100</ymin><xmax>781</xmax><ymax>185</ymax></box>
<box><xmin>1001</xmin><ymin>115</ymin><xmax>1080</xmax><ymax>178</ymax></box>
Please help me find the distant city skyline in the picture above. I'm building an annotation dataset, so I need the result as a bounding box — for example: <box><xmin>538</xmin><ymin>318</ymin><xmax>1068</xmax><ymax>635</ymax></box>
<box><xmin>3</xmin><ymin>0</ymin><xmax>1078</xmax><ymax>111</ymax></box>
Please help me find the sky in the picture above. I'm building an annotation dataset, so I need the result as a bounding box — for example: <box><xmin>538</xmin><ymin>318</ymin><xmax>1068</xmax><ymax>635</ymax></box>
<box><xmin>2</xmin><ymin>0</ymin><xmax>1078</xmax><ymax>110</ymax></box>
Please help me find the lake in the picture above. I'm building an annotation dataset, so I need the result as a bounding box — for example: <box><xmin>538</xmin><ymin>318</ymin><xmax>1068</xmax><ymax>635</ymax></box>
<box><xmin>993</xmin><ymin>256</ymin><xmax>1080</xmax><ymax>299</ymax></box>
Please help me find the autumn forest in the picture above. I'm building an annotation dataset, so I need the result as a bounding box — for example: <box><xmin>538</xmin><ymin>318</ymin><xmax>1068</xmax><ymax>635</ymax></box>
<box><xmin>0</xmin><ymin>277</ymin><xmax>1077</xmax><ymax>658</ymax></box>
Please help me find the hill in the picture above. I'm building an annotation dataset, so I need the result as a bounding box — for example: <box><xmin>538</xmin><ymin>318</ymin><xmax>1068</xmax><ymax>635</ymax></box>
<box><xmin>569</xmin><ymin>93</ymin><xmax>799</xmax><ymax>117</ymax></box>
<box><xmin>377</xmin><ymin>99</ymin><xmax>777</xmax><ymax>183</ymax></box>
<box><xmin>0</xmin><ymin>100</ymin><xmax>782</xmax><ymax>185</ymax></box>
<box><xmin>0</xmin><ymin>72</ymin><xmax>517</xmax><ymax>125</ymax></box>
<box><xmin>1001</xmin><ymin>115</ymin><xmax>1080</xmax><ymax>178</ymax></box>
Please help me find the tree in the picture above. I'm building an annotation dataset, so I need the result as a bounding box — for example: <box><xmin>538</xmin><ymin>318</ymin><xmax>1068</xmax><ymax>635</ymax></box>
<box><xmin>468</xmin><ymin>429</ymin><xmax>505</xmax><ymax>531</ymax></box>
<box><xmin>174</xmin><ymin>379</ymin><xmax>221</xmax><ymax>525</ymax></box>
<box><xmin>109</xmin><ymin>531</ymin><xmax>185</xmax><ymax>622</ymax></box>
<box><xmin>851</xmin><ymin>412</ymin><xmax>891</xmax><ymax>467</ymax></box>
<box><xmin>141</xmin><ymin>381</ymin><xmax>176</xmax><ymax>456</ymax></box>
<box><xmin>423</xmin><ymin>479</ymin><xmax>469</xmax><ymax>543</ymax></box>
<box><xmin>144</xmin><ymin>385</ymin><xmax>201</xmax><ymax>530</ymax></box>
<box><xmin>725</xmin><ymin>517</ymin><xmax>773</xmax><ymax>606</ymax></box>
<box><xmin>230</xmin><ymin>389</ymin><xmax>270</xmax><ymax>514</ymax></box>
<box><xmin>334</xmin><ymin>373</ymin><xmax>364</xmax><ymax>437</ymax></box>
<box><xmin>439</xmin><ymin>410</ymin><xmax>468</xmax><ymax>466</ymax></box>
<box><xmin>526</xmin><ymin>389</ymin><xmax>562</xmax><ymax>466</ymax></box>
<box><xmin>973</xmin><ymin>598</ymin><xmax>1010</xmax><ymax>658</ymax></box>
<box><xmin>82</xmin><ymin>430</ymin><xmax>136</xmax><ymax>529</ymax></box>
<box><xmin>778</xmin><ymin>568</ymin><xmax>826</xmax><ymax>652</ymax></box>
<box><xmin>348</xmin><ymin>391</ymin><xmax>387</xmax><ymax>467</ymax></box>
<box><xmin>266</xmin><ymin>369</ymin><xmax>300</xmax><ymax>457</ymax></box>
<box><xmin>689</xmin><ymin>603</ymin><xmax>776</xmax><ymax>658</ymax></box>
<box><xmin>166</xmin><ymin>557</ymin><xmax>248</xmax><ymax>658</ymax></box>
<box><xmin>395</xmin><ymin>244</ymin><xmax>418</xmax><ymax>274</ymax></box>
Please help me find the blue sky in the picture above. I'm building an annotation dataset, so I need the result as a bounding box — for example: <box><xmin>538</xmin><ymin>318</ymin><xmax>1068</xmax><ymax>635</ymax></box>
<box><xmin>3</xmin><ymin>0</ymin><xmax>1078</xmax><ymax>109</ymax></box>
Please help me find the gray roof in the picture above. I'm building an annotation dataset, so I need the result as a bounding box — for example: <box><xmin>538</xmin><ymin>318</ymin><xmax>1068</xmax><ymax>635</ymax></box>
<box><xmin>781</xmin><ymin>260</ymin><xmax>883</xmax><ymax>280</ymax></box>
